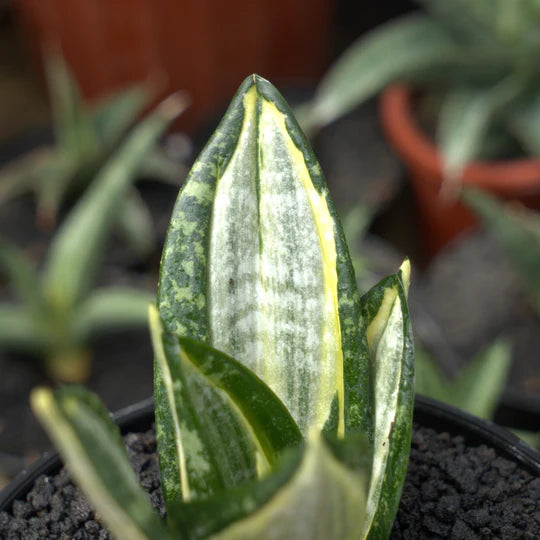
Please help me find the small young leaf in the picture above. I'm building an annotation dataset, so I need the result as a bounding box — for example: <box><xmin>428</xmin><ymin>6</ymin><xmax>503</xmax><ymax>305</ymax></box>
<box><xmin>150</xmin><ymin>306</ymin><xmax>259</xmax><ymax>508</ymax></box>
<box><xmin>31</xmin><ymin>386</ymin><xmax>171</xmax><ymax>540</ymax></box>
<box><xmin>360</xmin><ymin>260</ymin><xmax>414</xmax><ymax>539</ymax></box>
<box><xmin>158</xmin><ymin>74</ymin><xmax>369</xmax><ymax>437</ymax></box>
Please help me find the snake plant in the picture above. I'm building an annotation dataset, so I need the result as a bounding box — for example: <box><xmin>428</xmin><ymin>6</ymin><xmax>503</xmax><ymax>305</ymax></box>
<box><xmin>32</xmin><ymin>75</ymin><xmax>415</xmax><ymax>539</ymax></box>
<box><xmin>0</xmin><ymin>94</ymin><xmax>186</xmax><ymax>382</ymax></box>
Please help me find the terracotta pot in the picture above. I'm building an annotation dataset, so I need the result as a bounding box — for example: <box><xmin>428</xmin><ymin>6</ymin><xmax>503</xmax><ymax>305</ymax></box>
<box><xmin>15</xmin><ymin>0</ymin><xmax>334</xmax><ymax>134</ymax></box>
<box><xmin>379</xmin><ymin>84</ymin><xmax>540</xmax><ymax>257</ymax></box>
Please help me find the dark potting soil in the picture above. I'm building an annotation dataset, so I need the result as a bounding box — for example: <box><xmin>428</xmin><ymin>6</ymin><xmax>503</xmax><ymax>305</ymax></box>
<box><xmin>1</xmin><ymin>424</ymin><xmax>538</xmax><ymax>539</ymax></box>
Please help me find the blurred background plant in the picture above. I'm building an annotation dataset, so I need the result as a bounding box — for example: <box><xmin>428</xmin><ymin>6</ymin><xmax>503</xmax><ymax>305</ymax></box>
<box><xmin>300</xmin><ymin>0</ymin><xmax>540</xmax><ymax>181</ymax></box>
<box><xmin>0</xmin><ymin>92</ymin><xmax>186</xmax><ymax>382</ymax></box>
<box><xmin>0</xmin><ymin>50</ymin><xmax>187</xmax><ymax>258</ymax></box>
<box><xmin>465</xmin><ymin>189</ymin><xmax>540</xmax><ymax>315</ymax></box>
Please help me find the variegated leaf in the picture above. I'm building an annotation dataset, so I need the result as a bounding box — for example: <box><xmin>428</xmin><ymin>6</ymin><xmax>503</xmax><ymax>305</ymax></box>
<box><xmin>215</xmin><ymin>432</ymin><xmax>368</xmax><ymax>540</ymax></box>
<box><xmin>31</xmin><ymin>386</ymin><xmax>171</xmax><ymax>540</ymax></box>
<box><xmin>360</xmin><ymin>260</ymin><xmax>414</xmax><ymax>539</ymax></box>
<box><xmin>150</xmin><ymin>306</ymin><xmax>260</xmax><ymax>508</ymax></box>
<box><xmin>158</xmin><ymin>74</ymin><xmax>370</xmax><ymax>437</ymax></box>
<box><xmin>178</xmin><ymin>336</ymin><xmax>302</xmax><ymax>464</ymax></box>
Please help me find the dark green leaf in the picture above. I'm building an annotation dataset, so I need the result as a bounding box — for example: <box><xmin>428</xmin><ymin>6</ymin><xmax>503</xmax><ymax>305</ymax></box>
<box><xmin>178</xmin><ymin>336</ymin><xmax>302</xmax><ymax>463</ymax></box>
<box><xmin>150</xmin><ymin>306</ymin><xmax>259</xmax><ymax>509</ymax></box>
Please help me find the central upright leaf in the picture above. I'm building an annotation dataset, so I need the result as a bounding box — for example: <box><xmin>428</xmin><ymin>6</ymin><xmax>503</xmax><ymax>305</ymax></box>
<box><xmin>158</xmin><ymin>75</ymin><xmax>369</xmax><ymax>435</ymax></box>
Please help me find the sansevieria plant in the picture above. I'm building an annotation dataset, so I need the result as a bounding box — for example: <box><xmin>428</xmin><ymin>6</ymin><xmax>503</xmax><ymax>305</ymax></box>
<box><xmin>31</xmin><ymin>75</ymin><xmax>415</xmax><ymax>539</ymax></box>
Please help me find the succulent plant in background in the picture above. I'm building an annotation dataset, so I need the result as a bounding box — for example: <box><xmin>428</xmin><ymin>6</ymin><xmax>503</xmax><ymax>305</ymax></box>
<box><xmin>31</xmin><ymin>76</ymin><xmax>415</xmax><ymax>539</ymax></box>
<box><xmin>415</xmin><ymin>340</ymin><xmax>511</xmax><ymax>421</ymax></box>
<box><xmin>0</xmin><ymin>94</ymin><xmax>186</xmax><ymax>382</ymax></box>
<box><xmin>299</xmin><ymin>0</ymin><xmax>540</xmax><ymax>184</ymax></box>
<box><xmin>465</xmin><ymin>188</ymin><xmax>540</xmax><ymax>314</ymax></box>
<box><xmin>0</xmin><ymin>51</ymin><xmax>188</xmax><ymax>257</ymax></box>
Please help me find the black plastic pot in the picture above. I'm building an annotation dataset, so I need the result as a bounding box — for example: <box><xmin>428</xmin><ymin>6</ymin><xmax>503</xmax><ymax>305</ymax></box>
<box><xmin>1</xmin><ymin>394</ymin><xmax>539</xmax><ymax>533</ymax></box>
<box><xmin>414</xmin><ymin>395</ymin><xmax>540</xmax><ymax>475</ymax></box>
<box><xmin>0</xmin><ymin>396</ymin><xmax>154</xmax><ymax>513</ymax></box>
<box><xmin>2</xmin><ymin>394</ymin><xmax>539</xmax><ymax>510</ymax></box>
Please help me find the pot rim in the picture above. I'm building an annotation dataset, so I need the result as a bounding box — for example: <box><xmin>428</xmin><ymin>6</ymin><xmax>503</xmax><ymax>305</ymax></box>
<box><xmin>379</xmin><ymin>84</ymin><xmax>540</xmax><ymax>195</ymax></box>
<box><xmin>1</xmin><ymin>395</ymin><xmax>538</xmax><ymax>513</ymax></box>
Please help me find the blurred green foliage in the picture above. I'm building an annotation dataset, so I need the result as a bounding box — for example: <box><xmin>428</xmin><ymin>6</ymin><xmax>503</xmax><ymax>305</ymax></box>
<box><xmin>300</xmin><ymin>0</ymin><xmax>540</xmax><ymax>186</ymax></box>
<box><xmin>0</xmin><ymin>93</ymin><xmax>186</xmax><ymax>381</ymax></box>
<box><xmin>0</xmin><ymin>51</ymin><xmax>188</xmax><ymax>258</ymax></box>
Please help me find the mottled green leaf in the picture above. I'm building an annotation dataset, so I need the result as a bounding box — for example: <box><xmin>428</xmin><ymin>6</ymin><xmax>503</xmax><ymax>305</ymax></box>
<box><xmin>216</xmin><ymin>432</ymin><xmax>368</xmax><ymax>540</ymax></box>
<box><xmin>360</xmin><ymin>260</ymin><xmax>414</xmax><ymax>539</ymax></box>
<box><xmin>166</xmin><ymin>442</ymin><xmax>303</xmax><ymax>540</ymax></box>
<box><xmin>150</xmin><ymin>306</ymin><xmax>259</xmax><ymax>509</ymax></box>
<box><xmin>158</xmin><ymin>74</ymin><xmax>369</xmax><ymax>437</ymax></box>
<box><xmin>178</xmin><ymin>336</ymin><xmax>302</xmax><ymax>463</ymax></box>
<box><xmin>31</xmin><ymin>386</ymin><xmax>171</xmax><ymax>540</ymax></box>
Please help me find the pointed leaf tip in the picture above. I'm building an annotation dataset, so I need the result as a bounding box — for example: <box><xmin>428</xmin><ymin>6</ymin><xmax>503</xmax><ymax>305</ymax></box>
<box><xmin>158</xmin><ymin>75</ymin><xmax>368</xmax><ymax>436</ymax></box>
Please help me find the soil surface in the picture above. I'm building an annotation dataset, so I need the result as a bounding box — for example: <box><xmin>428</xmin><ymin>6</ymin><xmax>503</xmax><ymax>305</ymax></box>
<box><xmin>1</xmin><ymin>423</ymin><xmax>538</xmax><ymax>539</ymax></box>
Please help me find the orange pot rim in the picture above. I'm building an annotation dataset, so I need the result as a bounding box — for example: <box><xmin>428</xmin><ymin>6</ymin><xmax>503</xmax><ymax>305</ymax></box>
<box><xmin>379</xmin><ymin>84</ymin><xmax>540</xmax><ymax>195</ymax></box>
